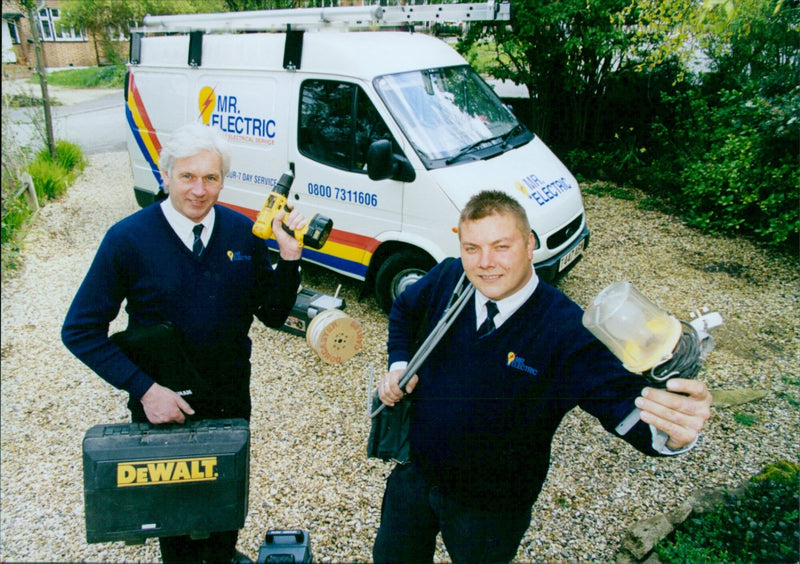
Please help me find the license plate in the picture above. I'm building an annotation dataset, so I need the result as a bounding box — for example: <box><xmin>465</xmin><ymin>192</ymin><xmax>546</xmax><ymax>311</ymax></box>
<box><xmin>558</xmin><ymin>239</ymin><xmax>584</xmax><ymax>271</ymax></box>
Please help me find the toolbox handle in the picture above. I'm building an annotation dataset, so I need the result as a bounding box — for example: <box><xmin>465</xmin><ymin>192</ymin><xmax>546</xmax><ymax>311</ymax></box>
<box><xmin>265</xmin><ymin>529</ymin><xmax>305</xmax><ymax>544</ymax></box>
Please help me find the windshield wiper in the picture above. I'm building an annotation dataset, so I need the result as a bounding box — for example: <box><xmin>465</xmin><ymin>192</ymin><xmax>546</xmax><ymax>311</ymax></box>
<box><xmin>445</xmin><ymin>136</ymin><xmax>500</xmax><ymax>165</ymax></box>
<box><xmin>445</xmin><ymin>125</ymin><xmax>523</xmax><ymax>165</ymax></box>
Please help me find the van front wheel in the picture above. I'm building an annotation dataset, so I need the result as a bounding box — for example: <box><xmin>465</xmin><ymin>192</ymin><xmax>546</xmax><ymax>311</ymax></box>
<box><xmin>375</xmin><ymin>251</ymin><xmax>434</xmax><ymax>314</ymax></box>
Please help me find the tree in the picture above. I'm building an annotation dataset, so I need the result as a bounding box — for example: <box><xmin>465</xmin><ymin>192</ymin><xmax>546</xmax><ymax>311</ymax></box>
<box><xmin>459</xmin><ymin>0</ymin><xmax>656</xmax><ymax>148</ymax></box>
<box><xmin>653</xmin><ymin>0</ymin><xmax>800</xmax><ymax>248</ymax></box>
<box><xmin>60</xmin><ymin>0</ymin><xmax>227</xmax><ymax>65</ymax></box>
<box><xmin>20</xmin><ymin>0</ymin><xmax>56</xmax><ymax>161</ymax></box>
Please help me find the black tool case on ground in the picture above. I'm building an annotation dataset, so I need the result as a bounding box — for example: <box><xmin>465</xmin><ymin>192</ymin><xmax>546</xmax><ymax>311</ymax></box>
<box><xmin>281</xmin><ymin>286</ymin><xmax>345</xmax><ymax>337</ymax></box>
<box><xmin>82</xmin><ymin>418</ymin><xmax>249</xmax><ymax>544</ymax></box>
<box><xmin>257</xmin><ymin>529</ymin><xmax>313</xmax><ymax>563</ymax></box>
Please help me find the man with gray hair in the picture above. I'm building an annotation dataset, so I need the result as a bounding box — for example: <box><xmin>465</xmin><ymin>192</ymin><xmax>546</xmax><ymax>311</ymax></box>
<box><xmin>63</xmin><ymin>123</ymin><xmax>307</xmax><ymax>562</ymax></box>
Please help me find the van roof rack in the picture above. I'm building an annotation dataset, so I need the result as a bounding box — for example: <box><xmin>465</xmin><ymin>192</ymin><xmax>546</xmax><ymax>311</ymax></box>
<box><xmin>137</xmin><ymin>2</ymin><xmax>510</xmax><ymax>33</ymax></box>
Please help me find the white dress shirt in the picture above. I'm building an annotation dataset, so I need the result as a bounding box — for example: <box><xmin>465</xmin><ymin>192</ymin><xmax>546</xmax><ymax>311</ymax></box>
<box><xmin>160</xmin><ymin>198</ymin><xmax>215</xmax><ymax>251</ymax></box>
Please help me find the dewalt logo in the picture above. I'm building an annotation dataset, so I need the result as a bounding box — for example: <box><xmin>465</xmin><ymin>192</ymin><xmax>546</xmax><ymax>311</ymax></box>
<box><xmin>117</xmin><ymin>457</ymin><xmax>218</xmax><ymax>487</ymax></box>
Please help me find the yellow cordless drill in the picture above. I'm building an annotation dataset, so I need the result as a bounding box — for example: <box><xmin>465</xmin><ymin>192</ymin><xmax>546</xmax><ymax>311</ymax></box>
<box><xmin>252</xmin><ymin>170</ymin><xmax>332</xmax><ymax>249</ymax></box>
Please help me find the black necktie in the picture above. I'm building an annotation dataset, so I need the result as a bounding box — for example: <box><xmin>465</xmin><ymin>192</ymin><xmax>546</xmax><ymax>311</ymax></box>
<box><xmin>478</xmin><ymin>301</ymin><xmax>498</xmax><ymax>338</ymax></box>
<box><xmin>192</xmin><ymin>224</ymin><xmax>205</xmax><ymax>257</ymax></box>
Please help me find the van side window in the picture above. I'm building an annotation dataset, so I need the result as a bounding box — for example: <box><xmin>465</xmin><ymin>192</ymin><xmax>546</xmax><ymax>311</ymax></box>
<box><xmin>299</xmin><ymin>79</ymin><xmax>393</xmax><ymax>173</ymax></box>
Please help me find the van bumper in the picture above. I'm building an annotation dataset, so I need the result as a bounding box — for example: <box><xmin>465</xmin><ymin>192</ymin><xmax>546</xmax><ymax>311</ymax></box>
<box><xmin>534</xmin><ymin>225</ymin><xmax>590</xmax><ymax>283</ymax></box>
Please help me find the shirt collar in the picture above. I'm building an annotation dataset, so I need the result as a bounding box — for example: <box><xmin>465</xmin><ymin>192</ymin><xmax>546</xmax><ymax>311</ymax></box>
<box><xmin>474</xmin><ymin>270</ymin><xmax>539</xmax><ymax>329</ymax></box>
<box><xmin>160</xmin><ymin>198</ymin><xmax>215</xmax><ymax>250</ymax></box>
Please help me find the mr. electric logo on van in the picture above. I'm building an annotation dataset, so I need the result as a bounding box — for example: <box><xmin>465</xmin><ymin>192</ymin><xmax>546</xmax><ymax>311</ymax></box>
<box><xmin>198</xmin><ymin>86</ymin><xmax>276</xmax><ymax>145</ymax></box>
<box><xmin>515</xmin><ymin>174</ymin><xmax>574</xmax><ymax>206</ymax></box>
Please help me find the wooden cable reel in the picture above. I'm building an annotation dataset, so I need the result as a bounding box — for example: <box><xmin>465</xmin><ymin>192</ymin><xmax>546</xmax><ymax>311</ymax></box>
<box><xmin>306</xmin><ymin>308</ymin><xmax>363</xmax><ymax>364</ymax></box>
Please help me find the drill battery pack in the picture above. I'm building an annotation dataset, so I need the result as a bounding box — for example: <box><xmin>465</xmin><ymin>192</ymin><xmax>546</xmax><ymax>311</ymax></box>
<box><xmin>82</xmin><ymin>418</ymin><xmax>249</xmax><ymax>544</ymax></box>
<box><xmin>257</xmin><ymin>529</ymin><xmax>312</xmax><ymax>563</ymax></box>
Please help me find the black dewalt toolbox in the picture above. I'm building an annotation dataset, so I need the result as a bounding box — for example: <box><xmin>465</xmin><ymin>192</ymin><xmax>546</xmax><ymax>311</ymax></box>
<box><xmin>82</xmin><ymin>418</ymin><xmax>249</xmax><ymax>544</ymax></box>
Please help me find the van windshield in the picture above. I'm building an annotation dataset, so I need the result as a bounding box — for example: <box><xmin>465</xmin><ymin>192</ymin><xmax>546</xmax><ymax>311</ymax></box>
<box><xmin>374</xmin><ymin>65</ymin><xmax>531</xmax><ymax>169</ymax></box>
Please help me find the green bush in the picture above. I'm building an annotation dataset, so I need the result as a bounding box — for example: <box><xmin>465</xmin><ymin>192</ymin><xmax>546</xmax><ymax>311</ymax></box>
<box><xmin>671</xmin><ymin>87</ymin><xmax>799</xmax><ymax>249</ymax></box>
<box><xmin>27</xmin><ymin>159</ymin><xmax>68</xmax><ymax>201</ymax></box>
<box><xmin>654</xmin><ymin>460</ymin><xmax>800</xmax><ymax>564</ymax></box>
<box><xmin>37</xmin><ymin>140</ymin><xmax>86</xmax><ymax>181</ymax></box>
<box><xmin>1</xmin><ymin>189</ymin><xmax>32</xmax><ymax>245</ymax></box>
<box><xmin>27</xmin><ymin>140</ymin><xmax>86</xmax><ymax>202</ymax></box>
<box><xmin>565</xmin><ymin>0</ymin><xmax>799</xmax><ymax>253</ymax></box>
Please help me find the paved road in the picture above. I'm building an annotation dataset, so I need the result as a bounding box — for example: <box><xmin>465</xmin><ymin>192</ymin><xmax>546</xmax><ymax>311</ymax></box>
<box><xmin>5</xmin><ymin>84</ymin><xmax>126</xmax><ymax>155</ymax></box>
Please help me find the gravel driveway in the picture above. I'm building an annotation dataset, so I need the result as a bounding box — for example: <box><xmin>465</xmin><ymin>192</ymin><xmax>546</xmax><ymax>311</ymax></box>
<box><xmin>1</xmin><ymin>151</ymin><xmax>797</xmax><ymax>562</ymax></box>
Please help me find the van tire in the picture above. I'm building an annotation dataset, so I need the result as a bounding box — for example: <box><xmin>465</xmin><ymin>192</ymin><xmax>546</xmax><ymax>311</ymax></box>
<box><xmin>375</xmin><ymin>250</ymin><xmax>434</xmax><ymax>314</ymax></box>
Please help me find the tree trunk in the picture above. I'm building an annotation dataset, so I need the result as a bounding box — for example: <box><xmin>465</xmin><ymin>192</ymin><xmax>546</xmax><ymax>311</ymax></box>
<box><xmin>24</xmin><ymin>1</ymin><xmax>57</xmax><ymax>162</ymax></box>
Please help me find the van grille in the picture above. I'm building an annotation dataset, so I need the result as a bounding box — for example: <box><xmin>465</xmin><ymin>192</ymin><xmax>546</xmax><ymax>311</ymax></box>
<box><xmin>546</xmin><ymin>214</ymin><xmax>583</xmax><ymax>250</ymax></box>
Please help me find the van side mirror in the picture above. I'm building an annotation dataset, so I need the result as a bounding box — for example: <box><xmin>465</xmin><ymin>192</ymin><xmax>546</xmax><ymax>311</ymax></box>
<box><xmin>367</xmin><ymin>140</ymin><xmax>415</xmax><ymax>182</ymax></box>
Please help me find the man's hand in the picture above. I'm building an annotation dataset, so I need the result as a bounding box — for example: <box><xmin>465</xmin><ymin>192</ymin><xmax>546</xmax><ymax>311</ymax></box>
<box><xmin>140</xmin><ymin>382</ymin><xmax>195</xmax><ymax>424</ymax></box>
<box><xmin>273</xmin><ymin>208</ymin><xmax>307</xmax><ymax>261</ymax></box>
<box><xmin>635</xmin><ymin>378</ymin><xmax>712</xmax><ymax>450</ymax></box>
<box><xmin>378</xmin><ymin>368</ymin><xmax>419</xmax><ymax>407</ymax></box>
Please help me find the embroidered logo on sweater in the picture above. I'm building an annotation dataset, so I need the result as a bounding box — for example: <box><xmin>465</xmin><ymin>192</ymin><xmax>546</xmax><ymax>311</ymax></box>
<box><xmin>507</xmin><ymin>352</ymin><xmax>539</xmax><ymax>376</ymax></box>
<box><xmin>227</xmin><ymin>250</ymin><xmax>252</xmax><ymax>261</ymax></box>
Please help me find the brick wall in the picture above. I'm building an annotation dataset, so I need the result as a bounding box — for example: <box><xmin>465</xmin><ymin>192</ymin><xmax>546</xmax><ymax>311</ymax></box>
<box><xmin>4</xmin><ymin>0</ymin><xmax>129</xmax><ymax>69</ymax></box>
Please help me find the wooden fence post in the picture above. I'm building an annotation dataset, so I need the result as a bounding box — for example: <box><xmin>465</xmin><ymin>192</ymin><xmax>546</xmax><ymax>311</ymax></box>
<box><xmin>20</xmin><ymin>172</ymin><xmax>39</xmax><ymax>212</ymax></box>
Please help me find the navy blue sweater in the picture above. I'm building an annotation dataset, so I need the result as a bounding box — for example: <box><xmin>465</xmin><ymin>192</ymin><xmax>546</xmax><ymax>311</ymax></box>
<box><xmin>388</xmin><ymin>259</ymin><xmax>660</xmax><ymax>510</ymax></box>
<box><xmin>62</xmin><ymin>203</ymin><xmax>300</xmax><ymax>418</ymax></box>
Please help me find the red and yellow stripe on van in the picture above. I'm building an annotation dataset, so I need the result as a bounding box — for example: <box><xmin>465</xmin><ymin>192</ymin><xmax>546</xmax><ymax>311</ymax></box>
<box><xmin>222</xmin><ymin>203</ymin><xmax>376</xmax><ymax>278</ymax></box>
<box><xmin>125</xmin><ymin>73</ymin><xmax>163</xmax><ymax>188</ymax></box>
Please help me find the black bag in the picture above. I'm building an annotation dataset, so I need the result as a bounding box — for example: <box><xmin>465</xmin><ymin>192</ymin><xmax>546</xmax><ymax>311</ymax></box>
<box><xmin>111</xmin><ymin>322</ymin><xmax>209</xmax><ymax>415</ymax></box>
<box><xmin>367</xmin><ymin>390</ymin><xmax>413</xmax><ymax>464</ymax></box>
<box><xmin>367</xmin><ymin>259</ymin><xmax>471</xmax><ymax>464</ymax></box>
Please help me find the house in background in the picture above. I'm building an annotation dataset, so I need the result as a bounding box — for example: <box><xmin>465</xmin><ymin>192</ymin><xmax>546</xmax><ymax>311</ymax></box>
<box><xmin>2</xmin><ymin>0</ymin><xmax>451</xmax><ymax>73</ymax></box>
<box><xmin>2</xmin><ymin>0</ymin><xmax>127</xmax><ymax>71</ymax></box>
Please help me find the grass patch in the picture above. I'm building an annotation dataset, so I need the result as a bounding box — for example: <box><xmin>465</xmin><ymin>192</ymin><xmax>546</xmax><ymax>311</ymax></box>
<box><xmin>637</xmin><ymin>196</ymin><xmax>667</xmax><ymax>212</ymax></box>
<box><xmin>581</xmin><ymin>181</ymin><xmax>616</xmax><ymax>197</ymax></box>
<box><xmin>779</xmin><ymin>375</ymin><xmax>799</xmax><ymax>407</ymax></box>
<box><xmin>42</xmin><ymin>65</ymin><xmax>126</xmax><ymax>89</ymax></box>
<box><xmin>27</xmin><ymin>159</ymin><xmax>68</xmax><ymax>201</ymax></box>
<box><xmin>28</xmin><ymin>140</ymin><xmax>86</xmax><ymax>201</ymax></box>
<box><xmin>733</xmin><ymin>412</ymin><xmax>757</xmax><ymax>426</ymax></box>
<box><xmin>1</xmin><ymin>139</ymin><xmax>86</xmax><ymax>272</ymax></box>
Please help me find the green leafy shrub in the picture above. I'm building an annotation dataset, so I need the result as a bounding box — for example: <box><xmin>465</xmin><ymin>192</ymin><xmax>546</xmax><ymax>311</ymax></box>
<box><xmin>654</xmin><ymin>460</ymin><xmax>799</xmax><ymax>564</ymax></box>
<box><xmin>673</xmin><ymin>87</ymin><xmax>799</xmax><ymax>248</ymax></box>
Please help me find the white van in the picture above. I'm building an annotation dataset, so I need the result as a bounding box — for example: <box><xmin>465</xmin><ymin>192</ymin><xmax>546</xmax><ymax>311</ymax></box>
<box><xmin>125</xmin><ymin>4</ymin><xmax>589</xmax><ymax>312</ymax></box>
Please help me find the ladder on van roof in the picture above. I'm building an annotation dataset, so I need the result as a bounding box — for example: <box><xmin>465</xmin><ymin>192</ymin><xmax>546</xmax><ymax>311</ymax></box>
<box><xmin>137</xmin><ymin>2</ymin><xmax>510</xmax><ymax>33</ymax></box>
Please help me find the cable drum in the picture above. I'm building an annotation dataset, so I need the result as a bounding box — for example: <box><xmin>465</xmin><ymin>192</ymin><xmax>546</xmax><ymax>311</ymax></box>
<box><xmin>306</xmin><ymin>308</ymin><xmax>363</xmax><ymax>364</ymax></box>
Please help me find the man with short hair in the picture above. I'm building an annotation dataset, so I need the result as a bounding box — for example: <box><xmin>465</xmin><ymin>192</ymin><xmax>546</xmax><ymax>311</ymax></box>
<box><xmin>373</xmin><ymin>190</ymin><xmax>712</xmax><ymax>563</ymax></box>
<box><xmin>63</xmin><ymin>123</ymin><xmax>306</xmax><ymax>563</ymax></box>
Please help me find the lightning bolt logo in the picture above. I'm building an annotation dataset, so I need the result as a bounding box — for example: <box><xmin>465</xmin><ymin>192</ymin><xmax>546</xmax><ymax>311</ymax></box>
<box><xmin>198</xmin><ymin>86</ymin><xmax>216</xmax><ymax>125</ymax></box>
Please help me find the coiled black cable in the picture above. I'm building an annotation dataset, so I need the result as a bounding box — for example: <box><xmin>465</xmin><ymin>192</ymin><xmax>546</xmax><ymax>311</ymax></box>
<box><xmin>647</xmin><ymin>321</ymin><xmax>701</xmax><ymax>385</ymax></box>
